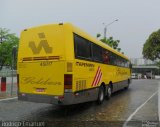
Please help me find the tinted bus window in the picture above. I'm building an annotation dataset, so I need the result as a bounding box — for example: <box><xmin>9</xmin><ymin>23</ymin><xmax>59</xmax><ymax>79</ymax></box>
<box><xmin>74</xmin><ymin>34</ymin><xmax>91</xmax><ymax>60</ymax></box>
<box><xmin>110</xmin><ymin>53</ymin><xmax>116</xmax><ymax>65</ymax></box>
<box><xmin>102</xmin><ymin>49</ymin><xmax>110</xmax><ymax>64</ymax></box>
<box><xmin>92</xmin><ymin>43</ymin><xmax>103</xmax><ymax>62</ymax></box>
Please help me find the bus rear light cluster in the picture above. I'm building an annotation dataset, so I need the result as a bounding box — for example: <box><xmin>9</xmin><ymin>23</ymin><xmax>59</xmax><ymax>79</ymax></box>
<box><xmin>64</xmin><ymin>74</ymin><xmax>72</xmax><ymax>90</ymax></box>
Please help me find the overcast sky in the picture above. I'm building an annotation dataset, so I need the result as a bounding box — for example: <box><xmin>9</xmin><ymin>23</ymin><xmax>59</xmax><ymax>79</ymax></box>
<box><xmin>1</xmin><ymin>0</ymin><xmax>160</xmax><ymax>58</ymax></box>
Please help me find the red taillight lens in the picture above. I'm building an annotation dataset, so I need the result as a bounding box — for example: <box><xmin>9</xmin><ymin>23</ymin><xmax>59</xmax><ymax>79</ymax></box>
<box><xmin>64</xmin><ymin>74</ymin><xmax>72</xmax><ymax>89</ymax></box>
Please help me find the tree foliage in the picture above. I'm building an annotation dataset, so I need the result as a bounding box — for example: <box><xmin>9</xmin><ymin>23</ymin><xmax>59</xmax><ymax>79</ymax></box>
<box><xmin>0</xmin><ymin>28</ymin><xmax>19</xmax><ymax>70</ymax></box>
<box><xmin>96</xmin><ymin>33</ymin><xmax>121</xmax><ymax>52</ymax></box>
<box><xmin>96</xmin><ymin>33</ymin><xmax>101</xmax><ymax>38</ymax></box>
<box><xmin>143</xmin><ymin>29</ymin><xmax>160</xmax><ymax>61</ymax></box>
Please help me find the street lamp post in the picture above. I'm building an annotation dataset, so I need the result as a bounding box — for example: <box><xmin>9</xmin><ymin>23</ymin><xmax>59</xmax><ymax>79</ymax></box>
<box><xmin>103</xmin><ymin>19</ymin><xmax>118</xmax><ymax>39</ymax></box>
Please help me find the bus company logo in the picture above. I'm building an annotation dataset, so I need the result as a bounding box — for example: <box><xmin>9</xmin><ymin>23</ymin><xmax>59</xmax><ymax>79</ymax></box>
<box><xmin>76</xmin><ymin>61</ymin><xmax>95</xmax><ymax>67</ymax></box>
<box><xmin>29</xmin><ymin>33</ymin><xmax>53</xmax><ymax>54</ymax></box>
<box><xmin>22</xmin><ymin>77</ymin><xmax>62</xmax><ymax>85</ymax></box>
<box><xmin>92</xmin><ymin>66</ymin><xmax>102</xmax><ymax>86</ymax></box>
<box><xmin>116</xmin><ymin>67</ymin><xmax>127</xmax><ymax>75</ymax></box>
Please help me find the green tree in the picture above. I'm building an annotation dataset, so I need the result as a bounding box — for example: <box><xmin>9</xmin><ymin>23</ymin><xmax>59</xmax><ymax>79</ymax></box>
<box><xmin>96</xmin><ymin>33</ymin><xmax>101</xmax><ymax>38</ymax></box>
<box><xmin>96</xmin><ymin>33</ymin><xmax>122</xmax><ymax>52</ymax></box>
<box><xmin>0</xmin><ymin>28</ymin><xmax>19</xmax><ymax>70</ymax></box>
<box><xmin>143</xmin><ymin>29</ymin><xmax>160</xmax><ymax>61</ymax></box>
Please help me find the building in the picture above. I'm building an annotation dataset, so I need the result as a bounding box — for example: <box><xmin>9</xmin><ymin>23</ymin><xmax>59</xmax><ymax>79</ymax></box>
<box><xmin>130</xmin><ymin>58</ymin><xmax>156</xmax><ymax>66</ymax></box>
<box><xmin>130</xmin><ymin>58</ymin><xmax>160</xmax><ymax>78</ymax></box>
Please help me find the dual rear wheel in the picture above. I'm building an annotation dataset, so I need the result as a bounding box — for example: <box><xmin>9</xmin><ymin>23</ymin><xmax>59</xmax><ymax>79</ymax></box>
<box><xmin>97</xmin><ymin>80</ymin><xmax>130</xmax><ymax>104</ymax></box>
<box><xmin>97</xmin><ymin>85</ymin><xmax>112</xmax><ymax>104</ymax></box>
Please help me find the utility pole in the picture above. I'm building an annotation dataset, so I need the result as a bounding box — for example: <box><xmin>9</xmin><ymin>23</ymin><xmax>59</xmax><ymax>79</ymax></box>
<box><xmin>103</xmin><ymin>19</ymin><xmax>118</xmax><ymax>40</ymax></box>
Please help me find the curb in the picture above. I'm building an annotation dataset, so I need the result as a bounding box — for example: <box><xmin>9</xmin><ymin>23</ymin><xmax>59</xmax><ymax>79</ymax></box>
<box><xmin>0</xmin><ymin>97</ymin><xmax>17</xmax><ymax>102</ymax></box>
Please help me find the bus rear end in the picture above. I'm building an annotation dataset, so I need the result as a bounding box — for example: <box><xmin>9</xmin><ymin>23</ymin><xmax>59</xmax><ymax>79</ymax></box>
<box><xmin>18</xmin><ymin>24</ymin><xmax>73</xmax><ymax>105</ymax></box>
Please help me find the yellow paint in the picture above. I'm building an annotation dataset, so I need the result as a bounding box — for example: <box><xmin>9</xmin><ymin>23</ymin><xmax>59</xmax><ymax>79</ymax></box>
<box><xmin>17</xmin><ymin>23</ymin><xmax>131</xmax><ymax>96</ymax></box>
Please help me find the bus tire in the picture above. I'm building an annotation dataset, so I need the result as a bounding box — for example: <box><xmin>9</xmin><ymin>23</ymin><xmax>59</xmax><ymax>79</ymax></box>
<box><xmin>97</xmin><ymin>86</ymin><xmax>105</xmax><ymax>104</ymax></box>
<box><xmin>106</xmin><ymin>85</ymin><xmax>112</xmax><ymax>100</ymax></box>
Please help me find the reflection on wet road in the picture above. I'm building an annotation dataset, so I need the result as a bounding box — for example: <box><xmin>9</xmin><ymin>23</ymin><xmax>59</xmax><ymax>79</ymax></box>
<box><xmin>0</xmin><ymin>79</ymin><xmax>159</xmax><ymax>127</ymax></box>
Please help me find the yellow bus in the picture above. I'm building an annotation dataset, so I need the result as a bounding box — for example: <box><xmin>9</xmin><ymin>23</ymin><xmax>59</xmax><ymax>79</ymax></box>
<box><xmin>17</xmin><ymin>23</ymin><xmax>131</xmax><ymax>105</ymax></box>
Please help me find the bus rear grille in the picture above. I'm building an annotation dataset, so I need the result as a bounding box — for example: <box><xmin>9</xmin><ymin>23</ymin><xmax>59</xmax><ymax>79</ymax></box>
<box><xmin>22</xmin><ymin>56</ymin><xmax>60</xmax><ymax>61</ymax></box>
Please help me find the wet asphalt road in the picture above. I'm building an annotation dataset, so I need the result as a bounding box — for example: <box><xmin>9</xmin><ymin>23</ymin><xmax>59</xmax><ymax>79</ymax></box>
<box><xmin>0</xmin><ymin>79</ymin><xmax>159</xmax><ymax>127</ymax></box>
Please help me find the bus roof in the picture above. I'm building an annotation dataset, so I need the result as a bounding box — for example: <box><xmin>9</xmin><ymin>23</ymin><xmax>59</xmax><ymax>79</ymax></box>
<box><xmin>22</xmin><ymin>23</ymin><xmax>130</xmax><ymax>61</ymax></box>
<box><xmin>67</xmin><ymin>23</ymin><xmax>130</xmax><ymax>61</ymax></box>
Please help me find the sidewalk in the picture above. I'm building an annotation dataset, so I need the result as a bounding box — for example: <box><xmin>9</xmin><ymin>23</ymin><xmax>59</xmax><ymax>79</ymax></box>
<box><xmin>0</xmin><ymin>77</ymin><xmax>17</xmax><ymax>99</ymax></box>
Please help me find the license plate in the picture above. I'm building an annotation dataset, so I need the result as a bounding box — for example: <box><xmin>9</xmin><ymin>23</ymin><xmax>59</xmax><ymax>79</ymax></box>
<box><xmin>36</xmin><ymin>88</ymin><xmax>45</xmax><ymax>92</ymax></box>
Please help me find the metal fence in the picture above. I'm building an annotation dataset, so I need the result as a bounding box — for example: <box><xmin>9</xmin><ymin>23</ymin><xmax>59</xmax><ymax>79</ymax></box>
<box><xmin>0</xmin><ymin>70</ymin><xmax>17</xmax><ymax>77</ymax></box>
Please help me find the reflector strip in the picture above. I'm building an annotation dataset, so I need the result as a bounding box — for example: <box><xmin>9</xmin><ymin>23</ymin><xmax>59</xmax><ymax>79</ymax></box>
<box><xmin>22</xmin><ymin>56</ymin><xmax>60</xmax><ymax>61</ymax></box>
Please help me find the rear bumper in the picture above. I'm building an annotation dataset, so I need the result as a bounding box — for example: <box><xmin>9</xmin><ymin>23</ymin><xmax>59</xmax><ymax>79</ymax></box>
<box><xmin>18</xmin><ymin>88</ymin><xmax>98</xmax><ymax>105</ymax></box>
<box><xmin>18</xmin><ymin>93</ymin><xmax>60</xmax><ymax>104</ymax></box>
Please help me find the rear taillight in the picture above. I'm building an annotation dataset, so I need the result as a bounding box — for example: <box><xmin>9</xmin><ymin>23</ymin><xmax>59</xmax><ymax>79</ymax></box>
<box><xmin>64</xmin><ymin>74</ymin><xmax>72</xmax><ymax>90</ymax></box>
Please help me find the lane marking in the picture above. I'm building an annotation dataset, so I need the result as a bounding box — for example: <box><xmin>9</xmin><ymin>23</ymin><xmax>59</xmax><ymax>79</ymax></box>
<box><xmin>123</xmin><ymin>91</ymin><xmax>158</xmax><ymax>127</ymax></box>
<box><xmin>158</xmin><ymin>82</ymin><xmax>160</xmax><ymax>121</ymax></box>
<box><xmin>0</xmin><ymin>97</ymin><xmax>17</xmax><ymax>102</ymax></box>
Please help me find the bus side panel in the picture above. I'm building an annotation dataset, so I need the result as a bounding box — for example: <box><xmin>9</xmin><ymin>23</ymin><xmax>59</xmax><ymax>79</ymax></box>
<box><xmin>107</xmin><ymin>66</ymin><xmax>131</xmax><ymax>92</ymax></box>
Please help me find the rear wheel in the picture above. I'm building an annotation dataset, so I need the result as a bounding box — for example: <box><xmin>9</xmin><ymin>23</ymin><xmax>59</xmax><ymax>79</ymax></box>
<box><xmin>106</xmin><ymin>85</ymin><xmax>112</xmax><ymax>99</ymax></box>
<box><xmin>97</xmin><ymin>86</ymin><xmax>105</xmax><ymax>104</ymax></box>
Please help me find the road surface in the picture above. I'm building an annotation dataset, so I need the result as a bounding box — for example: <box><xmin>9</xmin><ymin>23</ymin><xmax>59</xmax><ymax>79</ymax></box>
<box><xmin>0</xmin><ymin>79</ymin><xmax>159</xmax><ymax>127</ymax></box>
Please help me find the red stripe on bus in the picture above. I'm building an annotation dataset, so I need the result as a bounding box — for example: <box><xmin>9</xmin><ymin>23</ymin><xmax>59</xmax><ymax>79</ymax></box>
<box><xmin>93</xmin><ymin>67</ymin><xmax>101</xmax><ymax>86</ymax></box>
<box><xmin>92</xmin><ymin>67</ymin><xmax>100</xmax><ymax>86</ymax></box>
<box><xmin>96</xmin><ymin>72</ymin><xmax>102</xmax><ymax>86</ymax></box>
<box><xmin>92</xmin><ymin>66</ymin><xmax>102</xmax><ymax>86</ymax></box>
<box><xmin>94</xmin><ymin>70</ymin><xmax>102</xmax><ymax>86</ymax></box>
<box><xmin>93</xmin><ymin>68</ymin><xmax>101</xmax><ymax>86</ymax></box>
